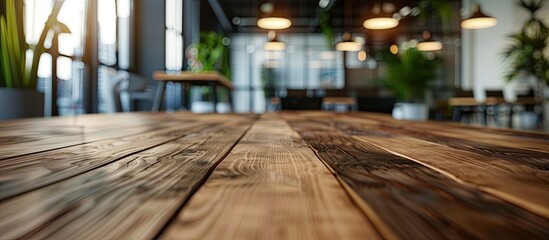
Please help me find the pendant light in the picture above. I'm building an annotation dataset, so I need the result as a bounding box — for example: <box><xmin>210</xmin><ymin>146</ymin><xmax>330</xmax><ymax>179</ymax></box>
<box><xmin>363</xmin><ymin>3</ymin><xmax>399</xmax><ymax>30</ymax></box>
<box><xmin>336</xmin><ymin>0</ymin><xmax>362</xmax><ymax>52</ymax></box>
<box><xmin>461</xmin><ymin>2</ymin><xmax>497</xmax><ymax>29</ymax></box>
<box><xmin>264</xmin><ymin>31</ymin><xmax>286</xmax><ymax>51</ymax></box>
<box><xmin>257</xmin><ymin>2</ymin><xmax>292</xmax><ymax>30</ymax></box>
<box><xmin>417</xmin><ymin>1</ymin><xmax>442</xmax><ymax>52</ymax></box>
<box><xmin>417</xmin><ymin>31</ymin><xmax>443</xmax><ymax>51</ymax></box>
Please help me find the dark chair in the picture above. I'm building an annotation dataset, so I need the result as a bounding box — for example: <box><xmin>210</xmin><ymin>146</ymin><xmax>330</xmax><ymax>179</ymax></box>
<box><xmin>450</xmin><ymin>88</ymin><xmax>477</xmax><ymax>123</ymax></box>
<box><xmin>357</xmin><ymin>97</ymin><xmax>396</xmax><ymax>114</ymax></box>
<box><xmin>280</xmin><ymin>97</ymin><xmax>322</xmax><ymax>110</ymax></box>
<box><xmin>286</xmin><ymin>89</ymin><xmax>308</xmax><ymax>98</ymax></box>
<box><xmin>325</xmin><ymin>89</ymin><xmax>348</xmax><ymax>97</ymax></box>
<box><xmin>484</xmin><ymin>89</ymin><xmax>507</xmax><ymax>126</ymax></box>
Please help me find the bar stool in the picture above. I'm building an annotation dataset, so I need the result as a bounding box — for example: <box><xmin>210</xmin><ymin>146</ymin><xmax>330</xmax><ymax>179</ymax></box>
<box><xmin>321</xmin><ymin>89</ymin><xmax>357</xmax><ymax>112</ymax></box>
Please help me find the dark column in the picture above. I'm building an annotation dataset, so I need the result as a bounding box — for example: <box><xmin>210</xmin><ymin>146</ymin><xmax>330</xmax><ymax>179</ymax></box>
<box><xmin>83</xmin><ymin>0</ymin><xmax>99</xmax><ymax>113</ymax></box>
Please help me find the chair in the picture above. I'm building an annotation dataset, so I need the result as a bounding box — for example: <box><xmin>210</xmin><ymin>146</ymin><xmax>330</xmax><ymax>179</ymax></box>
<box><xmin>510</xmin><ymin>89</ymin><xmax>539</xmax><ymax>128</ymax></box>
<box><xmin>449</xmin><ymin>89</ymin><xmax>479</xmax><ymax>124</ymax></box>
<box><xmin>484</xmin><ymin>89</ymin><xmax>507</xmax><ymax>126</ymax></box>
<box><xmin>280</xmin><ymin>97</ymin><xmax>322</xmax><ymax>110</ymax></box>
<box><xmin>114</xmin><ymin>71</ymin><xmax>155</xmax><ymax>112</ymax></box>
<box><xmin>357</xmin><ymin>97</ymin><xmax>396</xmax><ymax>113</ymax></box>
<box><xmin>266</xmin><ymin>97</ymin><xmax>281</xmax><ymax>112</ymax></box>
<box><xmin>286</xmin><ymin>89</ymin><xmax>309</xmax><ymax>98</ymax></box>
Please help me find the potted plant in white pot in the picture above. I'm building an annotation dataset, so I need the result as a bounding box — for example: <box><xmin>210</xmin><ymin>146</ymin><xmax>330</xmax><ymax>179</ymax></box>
<box><xmin>187</xmin><ymin>31</ymin><xmax>231</xmax><ymax>113</ymax></box>
<box><xmin>384</xmin><ymin>47</ymin><xmax>440</xmax><ymax>120</ymax></box>
<box><xmin>502</xmin><ymin>0</ymin><xmax>548</xmax><ymax>128</ymax></box>
<box><xmin>0</xmin><ymin>0</ymin><xmax>67</xmax><ymax>119</ymax></box>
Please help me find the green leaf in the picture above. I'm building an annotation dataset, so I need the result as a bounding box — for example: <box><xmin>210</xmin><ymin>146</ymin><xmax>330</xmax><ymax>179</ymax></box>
<box><xmin>384</xmin><ymin>48</ymin><xmax>440</xmax><ymax>102</ymax></box>
<box><xmin>6</xmin><ymin>0</ymin><xmax>23</xmax><ymax>87</ymax></box>
<box><xmin>0</xmin><ymin>17</ymin><xmax>14</xmax><ymax>88</ymax></box>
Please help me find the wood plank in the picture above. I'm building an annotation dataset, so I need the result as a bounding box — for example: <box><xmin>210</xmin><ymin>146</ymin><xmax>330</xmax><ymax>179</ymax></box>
<box><xmin>339</xmin><ymin>114</ymin><xmax>549</xmax><ymax>170</ymax></box>
<box><xmin>162</xmin><ymin>116</ymin><xmax>380</xmax><ymax>239</ymax></box>
<box><xmin>153</xmin><ymin>71</ymin><xmax>233</xmax><ymax>89</ymax></box>
<box><xmin>0</xmin><ymin>116</ymin><xmax>253</xmax><ymax>239</ymax></box>
<box><xmin>327</xmin><ymin>115</ymin><xmax>549</xmax><ymax>219</ymax></box>
<box><xmin>350</xmin><ymin>112</ymin><xmax>549</xmax><ymax>153</ymax></box>
<box><xmin>0</xmin><ymin>117</ymin><xmax>219</xmax><ymax>200</ymax></box>
<box><xmin>284</xmin><ymin>114</ymin><xmax>549</xmax><ymax>239</ymax></box>
<box><xmin>0</xmin><ymin>113</ymin><xmax>195</xmax><ymax>159</ymax></box>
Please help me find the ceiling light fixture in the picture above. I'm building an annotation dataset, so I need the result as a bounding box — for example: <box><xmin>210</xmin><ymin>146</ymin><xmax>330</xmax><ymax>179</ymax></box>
<box><xmin>418</xmin><ymin>1</ymin><xmax>442</xmax><ymax>52</ymax></box>
<box><xmin>336</xmin><ymin>32</ymin><xmax>363</xmax><ymax>51</ymax></box>
<box><xmin>319</xmin><ymin>0</ymin><xmax>331</xmax><ymax>8</ymax></box>
<box><xmin>363</xmin><ymin>3</ymin><xmax>399</xmax><ymax>30</ymax></box>
<box><xmin>257</xmin><ymin>2</ymin><xmax>292</xmax><ymax>30</ymax></box>
<box><xmin>264</xmin><ymin>31</ymin><xmax>286</xmax><ymax>51</ymax></box>
<box><xmin>417</xmin><ymin>31</ymin><xmax>442</xmax><ymax>51</ymax></box>
<box><xmin>336</xmin><ymin>0</ymin><xmax>362</xmax><ymax>52</ymax></box>
<box><xmin>461</xmin><ymin>2</ymin><xmax>497</xmax><ymax>29</ymax></box>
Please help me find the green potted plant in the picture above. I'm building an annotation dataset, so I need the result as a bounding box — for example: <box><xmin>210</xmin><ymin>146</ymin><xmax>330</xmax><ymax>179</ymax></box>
<box><xmin>384</xmin><ymin>47</ymin><xmax>440</xmax><ymax>120</ymax></box>
<box><xmin>501</xmin><ymin>0</ymin><xmax>548</xmax><ymax>127</ymax></box>
<box><xmin>0</xmin><ymin>0</ymin><xmax>67</xmax><ymax>119</ymax></box>
<box><xmin>187</xmin><ymin>31</ymin><xmax>231</xmax><ymax>113</ymax></box>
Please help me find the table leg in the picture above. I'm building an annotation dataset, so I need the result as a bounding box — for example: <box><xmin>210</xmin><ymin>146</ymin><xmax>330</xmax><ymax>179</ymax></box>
<box><xmin>452</xmin><ymin>107</ymin><xmax>461</xmax><ymax>122</ymax></box>
<box><xmin>509</xmin><ymin>104</ymin><xmax>514</xmax><ymax>128</ymax></box>
<box><xmin>228</xmin><ymin>89</ymin><xmax>234</xmax><ymax>113</ymax></box>
<box><xmin>152</xmin><ymin>81</ymin><xmax>166</xmax><ymax>112</ymax></box>
<box><xmin>183</xmin><ymin>83</ymin><xmax>191</xmax><ymax>111</ymax></box>
<box><xmin>210</xmin><ymin>82</ymin><xmax>218</xmax><ymax>113</ymax></box>
<box><xmin>482</xmin><ymin>105</ymin><xmax>488</xmax><ymax>126</ymax></box>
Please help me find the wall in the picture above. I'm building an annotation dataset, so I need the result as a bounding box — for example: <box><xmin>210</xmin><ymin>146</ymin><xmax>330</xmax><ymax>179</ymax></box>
<box><xmin>462</xmin><ymin>0</ymin><xmax>549</xmax><ymax>101</ymax></box>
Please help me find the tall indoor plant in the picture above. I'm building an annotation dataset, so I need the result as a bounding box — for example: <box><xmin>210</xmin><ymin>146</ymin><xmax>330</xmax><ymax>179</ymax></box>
<box><xmin>384</xmin><ymin>47</ymin><xmax>440</xmax><ymax>120</ymax></box>
<box><xmin>502</xmin><ymin>0</ymin><xmax>548</xmax><ymax>126</ymax></box>
<box><xmin>0</xmin><ymin>0</ymin><xmax>67</xmax><ymax>119</ymax></box>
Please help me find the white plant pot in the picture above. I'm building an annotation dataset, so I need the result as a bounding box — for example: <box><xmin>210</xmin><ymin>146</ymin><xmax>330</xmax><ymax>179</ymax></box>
<box><xmin>519</xmin><ymin>112</ymin><xmax>539</xmax><ymax>130</ymax></box>
<box><xmin>392</xmin><ymin>102</ymin><xmax>428</xmax><ymax>121</ymax></box>
<box><xmin>191</xmin><ymin>101</ymin><xmax>231</xmax><ymax>114</ymax></box>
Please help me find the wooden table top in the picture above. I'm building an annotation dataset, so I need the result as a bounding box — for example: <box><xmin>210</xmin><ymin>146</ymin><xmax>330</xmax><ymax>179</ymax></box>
<box><xmin>0</xmin><ymin>111</ymin><xmax>548</xmax><ymax>239</ymax></box>
<box><xmin>153</xmin><ymin>71</ymin><xmax>233</xmax><ymax>89</ymax></box>
<box><xmin>449</xmin><ymin>96</ymin><xmax>538</xmax><ymax>106</ymax></box>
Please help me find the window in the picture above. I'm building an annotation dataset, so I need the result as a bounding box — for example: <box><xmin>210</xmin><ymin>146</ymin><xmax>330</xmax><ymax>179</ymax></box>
<box><xmin>165</xmin><ymin>0</ymin><xmax>183</xmax><ymax>71</ymax></box>
<box><xmin>230</xmin><ymin>33</ymin><xmax>344</xmax><ymax>113</ymax></box>
<box><xmin>24</xmin><ymin>0</ymin><xmax>87</xmax><ymax>115</ymax></box>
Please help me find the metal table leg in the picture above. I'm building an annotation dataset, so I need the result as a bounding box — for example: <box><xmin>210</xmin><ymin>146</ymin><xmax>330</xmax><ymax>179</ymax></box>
<box><xmin>152</xmin><ymin>81</ymin><xmax>166</xmax><ymax>112</ymax></box>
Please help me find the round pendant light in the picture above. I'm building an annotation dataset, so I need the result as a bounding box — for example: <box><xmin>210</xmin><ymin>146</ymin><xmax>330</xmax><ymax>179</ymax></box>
<box><xmin>417</xmin><ymin>31</ymin><xmax>442</xmax><ymax>51</ymax></box>
<box><xmin>363</xmin><ymin>3</ymin><xmax>399</xmax><ymax>30</ymax></box>
<box><xmin>257</xmin><ymin>17</ymin><xmax>292</xmax><ymax>30</ymax></box>
<box><xmin>257</xmin><ymin>2</ymin><xmax>292</xmax><ymax>30</ymax></box>
<box><xmin>336</xmin><ymin>0</ymin><xmax>362</xmax><ymax>52</ymax></box>
<box><xmin>264</xmin><ymin>31</ymin><xmax>286</xmax><ymax>51</ymax></box>
<box><xmin>336</xmin><ymin>32</ymin><xmax>362</xmax><ymax>52</ymax></box>
<box><xmin>461</xmin><ymin>3</ymin><xmax>497</xmax><ymax>29</ymax></box>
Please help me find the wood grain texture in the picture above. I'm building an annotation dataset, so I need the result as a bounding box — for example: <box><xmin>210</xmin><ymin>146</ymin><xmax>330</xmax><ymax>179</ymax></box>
<box><xmin>350</xmin><ymin>112</ymin><xmax>549</xmax><ymax>153</ymax></box>
<box><xmin>162</xmin><ymin>115</ymin><xmax>380</xmax><ymax>240</ymax></box>
<box><xmin>329</xmin><ymin>115</ymin><xmax>549</xmax><ymax>219</ymax></box>
<box><xmin>0</xmin><ymin>116</ymin><xmax>254</xmax><ymax>240</ymax></box>
<box><xmin>0</xmin><ymin>113</ymin><xmax>195</xmax><ymax>159</ymax></box>
<box><xmin>283</xmin><ymin>113</ymin><xmax>549</xmax><ymax>239</ymax></box>
<box><xmin>0</xmin><ymin>121</ymin><xmax>210</xmax><ymax>200</ymax></box>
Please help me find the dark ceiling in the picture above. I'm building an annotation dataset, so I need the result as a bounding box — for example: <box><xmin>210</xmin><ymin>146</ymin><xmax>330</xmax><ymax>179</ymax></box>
<box><xmin>203</xmin><ymin>0</ymin><xmax>462</xmax><ymax>41</ymax></box>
